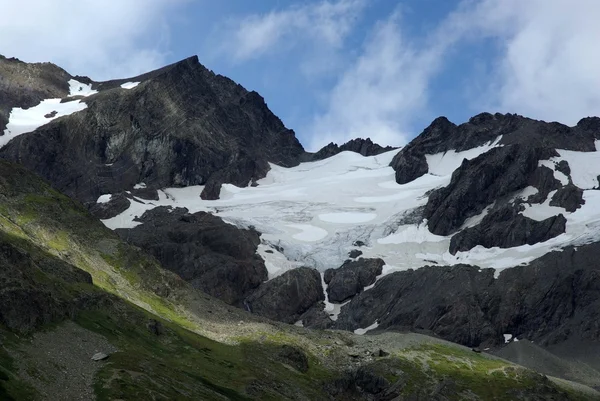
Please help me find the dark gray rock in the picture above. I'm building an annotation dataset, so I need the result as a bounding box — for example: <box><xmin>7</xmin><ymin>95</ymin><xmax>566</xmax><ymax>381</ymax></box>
<box><xmin>130</xmin><ymin>187</ymin><xmax>159</xmax><ymax>201</ymax></box>
<box><xmin>449</xmin><ymin>206</ymin><xmax>567</xmax><ymax>254</ymax></box>
<box><xmin>555</xmin><ymin>160</ymin><xmax>571</xmax><ymax>177</ymax></box>
<box><xmin>335</xmin><ymin>265</ymin><xmax>498</xmax><ymax>347</ymax></box>
<box><xmin>527</xmin><ymin>166</ymin><xmax>562</xmax><ymax>203</ymax></box>
<box><xmin>88</xmin><ymin>193</ymin><xmax>131</xmax><ymax>220</ymax></box>
<box><xmin>390</xmin><ymin>112</ymin><xmax>599</xmax><ymax>185</ymax></box>
<box><xmin>425</xmin><ymin>145</ymin><xmax>559</xmax><ymax>235</ymax></box>
<box><xmin>308</xmin><ymin>138</ymin><xmax>396</xmax><ymax>161</ymax></box>
<box><xmin>336</xmin><ymin>242</ymin><xmax>600</xmax><ymax>348</ymax></box>
<box><xmin>245</xmin><ymin>267</ymin><xmax>324</xmax><ymax>323</ymax></box>
<box><xmin>325</xmin><ymin>258</ymin><xmax>384</xmax><ymax>303</ymax></box>
<box><xmin>348</xmin><ymin>249</ymin><xmax>363</xmax><ymax>259</ymax></box>
<box><xmin>0</xmin><ymin>56</ymin><xmax>305</xmax><ymax>204</ymax></box>
<box><xmin>550</xmin><ymin>184</ymin><xmax>585</xmax><ymax>212</ymax></box>
<box><xmin>0</xmin><ymin>55</ymin><xmax>70</xmax><ymax>133</ymax></box>
<box><xmin>298</xmin><ymin>304</ymin><xmax>333</xmax><ymax>329</ymax></box>
<box><xmin>115</xmin><ymin>207</ymin><xmax>267</xmax><ymax>306</ymax></box>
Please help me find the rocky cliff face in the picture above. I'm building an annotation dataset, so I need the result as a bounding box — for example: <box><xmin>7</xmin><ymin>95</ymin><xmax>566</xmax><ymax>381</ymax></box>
<box><xmin>390</xmin><ymin>113</ymin><xmax>600</xmax><ymax>185</ymax></box>
<box><xmin>334</xmin><ymin>242</ymin><xmax>600</xmax><ymax>350</ymax></box>
<box><xmin>115</xmin><ymin>207</ymin><xmax>267</xmax><ymax>306</ymax></box>
<box><xmin>0</xmin><ymin>56</ymin><xmax>305</xmax><ymax>203</ymax></box>
<box><xmin>0</xmin><ymin>55</ymin><xmax>71</xmax><ymax>134</ymax></box>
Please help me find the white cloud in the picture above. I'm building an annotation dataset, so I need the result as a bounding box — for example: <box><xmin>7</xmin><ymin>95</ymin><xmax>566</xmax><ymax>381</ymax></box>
<box><xmin>309</xmin><ymin>0</ymin><xmax>600</xmax><ymax>150</ymax></box>
<box><xmin>0</xmin><ymin>0</ymin><xmax>183</xmax><ymax>79</ymax></box>
<box><xmin>308</xmin><ymin>11</ymin><xmax>452</xmax><ymax>150</ymax></box>
<box><xmin>218</xmin><ymin>0</ymin><xmax>365</xmax><ymax>63</ymax></box>
<box><xmin>462</xmin><ymin>0</ymin><xmax>600</xmax><ymax>126</ymax></box>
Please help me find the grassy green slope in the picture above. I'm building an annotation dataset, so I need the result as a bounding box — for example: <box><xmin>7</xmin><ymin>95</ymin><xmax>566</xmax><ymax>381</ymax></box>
<box><xmin>0</xmin><ymin>160</ymin><xmax>597</xmax><ymax>400</ymax></box>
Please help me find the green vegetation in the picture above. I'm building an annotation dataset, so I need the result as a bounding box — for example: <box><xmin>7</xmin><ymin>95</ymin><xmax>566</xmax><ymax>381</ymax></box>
<box><xmin>0</xmin><ymin>332</ymin><xmax>38</xmax><ymax>401</ymax></box>
<box><xmin>0</xmin><ymin>159</ymin><xmax>597</xmax><ymax>400</ymax></box>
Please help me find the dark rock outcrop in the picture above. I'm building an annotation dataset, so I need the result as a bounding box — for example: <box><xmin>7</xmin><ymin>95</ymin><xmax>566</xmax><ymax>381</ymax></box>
<box><xmin>297</xmin><ymin>304</ymin><xmax>333</xmax><ymax>329</ymax></box>
<box><xmin>527</xmin><ymin>165</ymin><xmax>562</xmax><ymax>203</ymax></box>
<box><xmin>449</xmin><ymin>206</ymin><xmax>567</xmax><ymax>254</ymax></box>
<box><xmin>245</xmin><ymin>267</ymin><xmax>324</xmax><ymax>323</ymax></box>
<box><xmin>335</xmin><ymin>265</ymin><xmax>498</xmax><ymax>347</ymax></box>
<box><xmin>348</xmin><ymin>249</ymin><xmax>363</xmax><ymax>259</ymax></box>
<box><xmin>88</xmin><ymin>193</ymin><xmax>131</xmax><ymax>220</ymax></box>
<box><xmin>425</xmin><ymin>145</ymin><xmax>558</xmax><ymax>235</ymax></box>
<box><xmin>0</xmin><ymin>56</ymin><xmax>305</xmax><ymax>204</ymax></box>
<box><xmin>336</xmin><ymin>242</ymin><xmax>600</xmax><ymax>347</ymax></box>
<box><xmin>324</xmin><ymin>258</ymin><xmax>384</xmax><ymax>303</ymax></box>
<box><xmin>0</xmin><ymin>234</ymin><xmax>101</xmax><ymax>333</ymax></box>
<box><xmin>390</xmin><ymin>112</ymin><xmax>599</xmax><ymax>185</ymax></box>
<box><xmin>550</xmin><ymin>184</ymin><xmax>585</xmax><ymax>212</ymax></box>
<box><xmin>0</xmin><ymin>55</ymin><xmax>71</xmax><ymax>133</ymax></box>
<box><xmin>115</xmin><ymin>207</ymin><xmax>267</xmax><ymax>306</ymax></box>
<box><xmin>308</xmin><ymin>138</ymin><xmax>396</xmax><ymax>161</ymax></box>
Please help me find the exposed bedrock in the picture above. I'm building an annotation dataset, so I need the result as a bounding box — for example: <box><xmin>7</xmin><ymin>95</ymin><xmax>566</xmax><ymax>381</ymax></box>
<box><xmin>0</xmin><ymin>234</ymin><xmax>109</xmax><ymax>333</ymax></box>
<box><xmin>0</xmin><ymin>56</ymin><xmax>305</xmax><ymax>204</ymax></box>
<box><xmin>0</xmin><ymin>55</ymin><xmax>71</xmax><ymax>133</ymax></box>
<box><xmin>115</xmin><ymin>207</ymin><xmax>267</xmax><ymax>306</ymax></box>
<box><xmin>335</xmin><ymin>242</ymin><xmax>600</xmax><ymax>348</ymax></box>
<box><xmin>390</xmin><ymin>112</ymin><xmax>600</xmax><ymax>185</ymax></box>
<box><xmin>449</xmin><ymin>205</ymin><xmax>567</xmax><ymax>254</ymax></box>
<box><xmin>245</xmin><ymin>267</ymin><xmax>324</xmax><ymax>324</ymax></box>
<box><xmin>324</xmin><ymin>258</ymin><xmax>384</xmax><ymax>303</ymax></box>
<box><xmin>550</xmin><ymin>183</ymin><xmax>585</xmax><ymax>212</ymax></box>
<box><xmin>424</xmin><ymin>144</ymin><xmax>559</xmax><ymax>236</ymax></box>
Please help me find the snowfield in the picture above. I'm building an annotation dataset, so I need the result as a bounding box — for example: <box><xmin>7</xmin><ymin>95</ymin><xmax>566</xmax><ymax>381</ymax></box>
<box><xmin>99</xmin><ymin>138</ymin><xmax>600</xmax><ymax>286</ymax></box>
<box><xmin>1</xmin><ymin>98</ymin><xmax>88</xmax><ymax>147</ymax></box>
<box><xmin>1</xmin><ymin>78</ymin><xmax>95</xmax><ymax>148</ymax></box>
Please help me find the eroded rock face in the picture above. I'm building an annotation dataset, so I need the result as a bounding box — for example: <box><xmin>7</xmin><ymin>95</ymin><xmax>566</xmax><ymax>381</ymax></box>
<box><xmin>449</xmin><ymin>206</ymin><xmax>567</xmax><ymax>254</ymax></box>
<box><xmin>0</xmin><ymin>55</ymin><xmax>71</xmax><ymax>133</ymax></box>
<box><xmin>88</xmin><ymin>193</ymin><xmax>131</xmax><ymax>220</ymax></box>
<box><xmin>390</xmin><ymin>112</ymin><xmax>600</xmax><ymax>185</ymax></box>
<box><xmin>425</xmin><ymin>145</ymin><xmax>559</xmax><ymax>236</ymax></box>
<box><xmin>245</xmin><ymin>267</ymin><xmax>324</xmax><ymax>323</ymax></box>
<box><xmin>324</xmin><ymin>258</ymin><xmax>384</xmax><ymax>303</ymax></box>
<box><xmin>115</xmin><ymin>207</ymin><xmax>267</xmax><ymax>306</ymax></box>
<box><xmin>335</xmin><ymin>242</ymin><xmax>600</xmax><ymax>347</ymax></box>
<box><xmin>550</xmin><ymin>184</ymin><xmax>585</xmax><ymax>212</ymax></box>
<box><xmin>0</xmin><ymin>236</ymin><xmax>98</xmax><ymax>333</ymax></box>
<box><xmin>335</xmin><ymin>265</ymin><xmax>498</xmax><ymax>347</ymax></box>
<box><xmin>0</xmin><ymin>56</ymin><xmax>305</xmax><ymax>204</ymax></box>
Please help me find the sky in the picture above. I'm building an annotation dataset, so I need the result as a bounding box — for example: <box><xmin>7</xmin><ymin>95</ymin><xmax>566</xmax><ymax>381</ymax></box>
<box><xmin>1</xmin><ymin>0</ymin><xmax>599</xmax><ymax>151</ymax></box>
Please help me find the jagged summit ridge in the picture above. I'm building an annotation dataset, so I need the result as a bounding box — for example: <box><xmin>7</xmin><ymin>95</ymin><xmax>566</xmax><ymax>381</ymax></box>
<box><xmin>0</xmin><ymin>55</ymin><xmax>305</xmax><ymax>202</ymax></box>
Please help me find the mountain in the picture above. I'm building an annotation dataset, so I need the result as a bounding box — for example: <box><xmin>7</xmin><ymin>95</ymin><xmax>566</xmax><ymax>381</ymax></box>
<box><xmin>5</xmin><ymin>151</ymin><xmax>588</xmax><ymax>400</ymax></box>
<box><xmin>1</xmin><ymin>54</ymin><xmax>600</xmax><ymax>399</ymax></box>
<box><xmin>0</xmin><ymin>55</ymin><xmax>305</xmax><ymax>203</ymax></box>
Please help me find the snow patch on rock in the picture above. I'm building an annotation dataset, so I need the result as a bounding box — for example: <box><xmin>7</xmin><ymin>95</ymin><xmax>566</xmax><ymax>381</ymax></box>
<box><xmin>120</xmin><ymin>81</ymin><xmax>140</xmax><ymax>89</ymax></box>
<box><xmin>68</xmin><ymin>79</ymin><xmax>98</xmax><ymax>97</ymax></box>
<box><xmin>2</xmin><ymin>98</ymin><xmax>88</xmax><ymax>148</ymax></box>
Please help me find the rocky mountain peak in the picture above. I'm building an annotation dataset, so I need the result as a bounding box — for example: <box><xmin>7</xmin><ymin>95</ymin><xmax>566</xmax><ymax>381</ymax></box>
<box><xmin>0</xmin><ymin>55</ymin><xmax>305</xmax><ymax>203</ymax></box>
<box><xmin>308</xmin><ymin>137</ymin><xmax>397</xmax><ymax>161</ymax></box>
